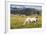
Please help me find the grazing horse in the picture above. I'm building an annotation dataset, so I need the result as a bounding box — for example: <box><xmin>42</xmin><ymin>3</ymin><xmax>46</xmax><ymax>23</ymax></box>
<box><xmin>23</xmin><ymin>16</ymin><xmax>38</xmax><ymax>25</ymax></box>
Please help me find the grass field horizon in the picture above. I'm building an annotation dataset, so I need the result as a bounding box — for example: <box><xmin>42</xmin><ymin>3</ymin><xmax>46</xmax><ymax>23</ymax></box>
<box><xmin>10</xmin><ymin>14</ymin><xmax>42</xmax><ymax>29</ymax></box>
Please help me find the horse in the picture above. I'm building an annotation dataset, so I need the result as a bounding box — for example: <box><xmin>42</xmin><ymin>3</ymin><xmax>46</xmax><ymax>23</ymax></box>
<box><xmin>23</xmin><ymin>16</ymin><xmax>38</xmax><ymax>25</ymax></box>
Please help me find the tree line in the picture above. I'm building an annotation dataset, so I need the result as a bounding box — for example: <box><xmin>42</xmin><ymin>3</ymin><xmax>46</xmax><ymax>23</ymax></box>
<box><xmin>10</xmin><ymin>8</ymin><xmax>42</xmax><ymax>16</ymax></box>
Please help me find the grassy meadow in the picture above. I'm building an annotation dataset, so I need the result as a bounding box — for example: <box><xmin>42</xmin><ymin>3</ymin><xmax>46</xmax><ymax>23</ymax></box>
<box><xmin>10</xmin><ymin>15</ymin><xmax>42</xmax><ymax>29</ymax></box>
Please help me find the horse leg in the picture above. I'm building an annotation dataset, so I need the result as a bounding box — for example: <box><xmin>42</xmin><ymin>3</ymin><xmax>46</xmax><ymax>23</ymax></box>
<box><xmin>23</xmin><ymin>20</ymin><xmax>27</xmax><ymax>25</ymax></box>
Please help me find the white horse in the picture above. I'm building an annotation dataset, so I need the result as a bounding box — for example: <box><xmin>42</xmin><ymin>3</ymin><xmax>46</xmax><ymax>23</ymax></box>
<box><xmin>23</xmin><ymin>16</ymin><xmax>38</xmax><ymax>25</ymax></box>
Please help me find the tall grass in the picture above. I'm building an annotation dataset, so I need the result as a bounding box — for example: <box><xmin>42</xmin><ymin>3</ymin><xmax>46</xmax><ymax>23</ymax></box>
<box><xmin>10</xmin><ymin>15</ymin><xmax>42</xmax><ymax>29</ymax></box>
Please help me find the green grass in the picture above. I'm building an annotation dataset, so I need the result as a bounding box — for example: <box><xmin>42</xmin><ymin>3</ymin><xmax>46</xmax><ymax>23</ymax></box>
<box><xmin>10</xmin><ymin>15</ymin><xmax>42</xmax><ymax>29</ymax></box>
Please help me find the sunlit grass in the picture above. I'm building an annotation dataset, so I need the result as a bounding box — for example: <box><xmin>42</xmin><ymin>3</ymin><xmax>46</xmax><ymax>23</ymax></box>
<box><xmin>10</xmin><ymin>15</ymin><xmax>42</xmax><ymax>29</ymax></box>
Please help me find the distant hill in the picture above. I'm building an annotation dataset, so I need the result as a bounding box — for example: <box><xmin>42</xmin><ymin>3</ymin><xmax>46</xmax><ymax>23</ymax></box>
<box><xmin>10</xmin><ymin>6</ymin><xmax>42</xmax><ymax>16</ymax></box>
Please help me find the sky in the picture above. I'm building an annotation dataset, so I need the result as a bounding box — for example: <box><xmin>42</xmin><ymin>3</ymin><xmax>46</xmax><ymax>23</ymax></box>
<box><xmin>10</xmin><ymin>4</ymin><xmax>42</xmax><ymax>10</ymax></box>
